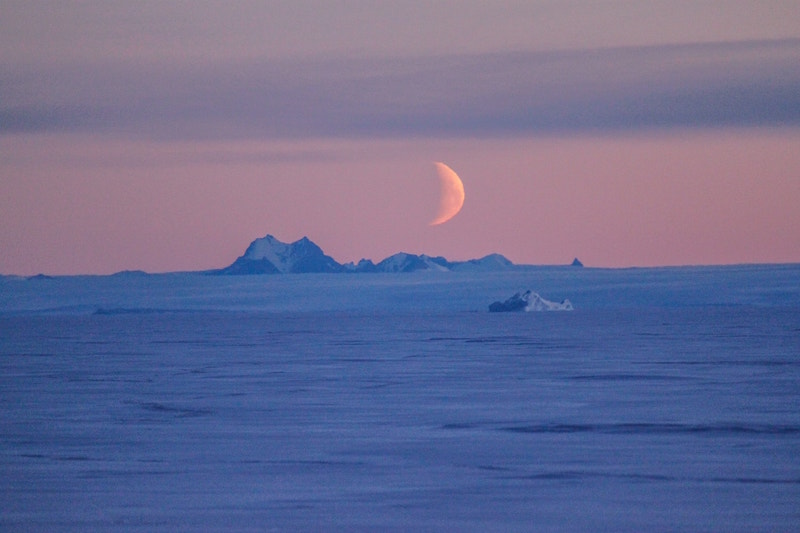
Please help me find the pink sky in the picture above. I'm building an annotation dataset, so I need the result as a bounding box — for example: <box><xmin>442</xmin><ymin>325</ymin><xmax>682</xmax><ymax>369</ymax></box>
<box><xmin>1</xmin><ymin>2</ymin><xmax>799</xmax><ymax>274</ymax></box>
<box><xmin>2</xmin><ymin>130</ymin><xmax>798</xmax><ymax>274</ymax></box>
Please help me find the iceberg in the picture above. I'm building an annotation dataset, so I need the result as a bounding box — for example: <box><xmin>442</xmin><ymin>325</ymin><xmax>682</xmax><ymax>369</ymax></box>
<box><xmin>489</xmin><ymin>290</ymin><xmax>573</xmax><ymax>312</ymax></box>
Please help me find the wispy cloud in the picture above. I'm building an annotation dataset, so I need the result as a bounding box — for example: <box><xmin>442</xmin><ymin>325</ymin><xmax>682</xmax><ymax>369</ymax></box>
<box><xmin>3</xmin><ymin>40</ymin><xmax>799</xmax><ymax>139</ymax></box>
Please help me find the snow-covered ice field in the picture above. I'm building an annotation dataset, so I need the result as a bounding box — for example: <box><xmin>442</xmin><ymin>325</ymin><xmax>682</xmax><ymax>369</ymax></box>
<box><xmin>2</xmin><ymin>265</ymin><xmax>799</xmax><ymax>531</ymax></box>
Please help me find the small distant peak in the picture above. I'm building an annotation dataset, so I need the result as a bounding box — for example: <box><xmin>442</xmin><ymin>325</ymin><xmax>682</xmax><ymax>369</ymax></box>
<box><xmin>356</xmin><ymin>258</ymin><xmax>375</xmax><ymax>268</ymax></box>
<box><xmin>343</xmin><ymin>258</ymin><xmax>378</xmax><ymax>273</ymax></box>
<box><xmin>571</xmin><ymin>258</ymin><xmax>584</xmax><ymax>267</ymax></box>
<box><xmin>27</xmin><ymin>273</ymin><xmax>54</xmax><ymax>281</ymax></box>
<box><xmin>111</xmin><ymin>269</ymin><xmax>149</xmax><ymax>277</ymax></box>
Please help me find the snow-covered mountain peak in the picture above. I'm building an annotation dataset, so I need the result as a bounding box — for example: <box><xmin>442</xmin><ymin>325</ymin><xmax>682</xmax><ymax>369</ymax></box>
<box><xmin>223</xmin><ymin>235</ymin><xmax>341</xmax><ymax>274</ymax></box>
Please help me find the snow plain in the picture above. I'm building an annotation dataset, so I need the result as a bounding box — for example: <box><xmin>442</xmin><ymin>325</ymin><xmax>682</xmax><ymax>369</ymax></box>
<box><xmin>1</xmin><ymin>265</ymin><xmax>799</xmax><ymax>531</ymax></box>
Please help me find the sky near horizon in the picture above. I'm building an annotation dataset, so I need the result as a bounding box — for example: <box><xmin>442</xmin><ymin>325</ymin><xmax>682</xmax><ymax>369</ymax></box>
<box><xmin>2</xmin><ymin>1</ymin><xmax>800</xmax><ymax>274</ymax></box>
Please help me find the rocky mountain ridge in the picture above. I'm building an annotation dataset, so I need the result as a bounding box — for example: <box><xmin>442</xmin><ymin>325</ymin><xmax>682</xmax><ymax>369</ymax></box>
<box><xmin>216</xmin><ymin>234</ymin><xmax>516</xmax><ymax>275</ymax></box>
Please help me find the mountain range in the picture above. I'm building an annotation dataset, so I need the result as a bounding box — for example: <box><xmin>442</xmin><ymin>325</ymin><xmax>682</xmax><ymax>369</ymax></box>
<box><xmin>214</xmin><ymin>234</ymin><xmax>517</xmax><ymax>275</ymax></box>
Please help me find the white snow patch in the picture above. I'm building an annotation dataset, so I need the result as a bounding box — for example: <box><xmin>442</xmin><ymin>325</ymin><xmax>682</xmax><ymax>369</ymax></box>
<box><xmin>524</xmin><ymin>291</ymin><xmax>573</xmax><ymax>311</ymax></box>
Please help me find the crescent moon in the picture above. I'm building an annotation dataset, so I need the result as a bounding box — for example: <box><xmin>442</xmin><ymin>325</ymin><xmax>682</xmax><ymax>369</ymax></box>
<box><xmin>429</xmin><ymin>162</ymin><xmax>465</xmax><ymax>226</ymax></box>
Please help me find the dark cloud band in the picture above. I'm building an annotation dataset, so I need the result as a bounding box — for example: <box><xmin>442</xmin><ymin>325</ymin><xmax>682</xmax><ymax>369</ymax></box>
<box><xmin>3</xmin><ymin>39</ymin><xmax>799</xmax><ymax>138</ymax></box>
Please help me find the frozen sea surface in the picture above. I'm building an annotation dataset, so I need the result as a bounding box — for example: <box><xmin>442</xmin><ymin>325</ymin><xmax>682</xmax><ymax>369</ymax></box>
<box><xmin>1</xmin><ymin>266</ymin><xmax>799</xmax><ymax>531</ymax></box>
